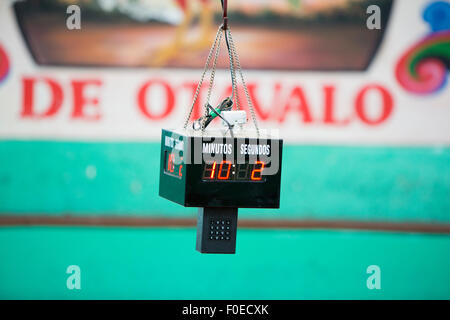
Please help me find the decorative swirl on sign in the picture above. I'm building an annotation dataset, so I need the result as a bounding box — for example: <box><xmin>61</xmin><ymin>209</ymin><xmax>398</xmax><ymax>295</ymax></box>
<box><xmin>0</xmin><ymin>44</ymin><xmax>10</xmax><ymax>84</ymax></box>
<box><xmin>395</xmin><ymin>32</ymin><xmax>450</xmax><ymax>95</ymax></box>
<box><xmin>395</xmin><ymin>1</ymin><xmax>450</xmax><ymax>95</ymax></box>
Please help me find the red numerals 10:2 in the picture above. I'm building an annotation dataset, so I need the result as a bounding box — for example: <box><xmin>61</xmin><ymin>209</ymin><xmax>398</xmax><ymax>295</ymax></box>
<box><xmin>202</xmin><ymin>161</ymin><xmax>265</xmax><ymax>181</ymax></box>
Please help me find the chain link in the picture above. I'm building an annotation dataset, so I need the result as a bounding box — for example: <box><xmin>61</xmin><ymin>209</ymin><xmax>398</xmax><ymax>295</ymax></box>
<box><xmin>226</xmin><ymin>28</ymin><xmax>242</xmax><ymax>130</ymax></box>
<box><xmin>202</xmin><ymin>29</ymin><xmax>223</xmax><ymax>131</ymax></box>
<box><xmin>183</xmin><ymin>25</ymin><xmax>260</xmax><ymax>136</ymax></box>
<box><xmin>227</xmin><ymin>29</ymin><xmax>260</xmax><ymax>135</ymax></box>
<box><xmin>183</xmin><ymin>25</ymin><xmax>223</xmax><ymax>130</ymax></box>
<box><xmin>225</xmin><ymin>31</ymin><xmax>239</xmax><ymax>110</ymax></box>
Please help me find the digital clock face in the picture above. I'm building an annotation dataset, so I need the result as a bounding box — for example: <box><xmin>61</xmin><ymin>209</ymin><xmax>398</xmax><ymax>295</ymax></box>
<box><xmin>165</xmin><ymin>151</ymin><xmax>265</xmax><ymax>182</ymax></box>
<box><xmin>202</xmin><ymin>161</ymin><xmax>265</xmax><ymax>182</ymax></box>
<box><xmin>159</xmin><ymin>129</ymin><xmax>283</xmax><ymax>208</ymax></box>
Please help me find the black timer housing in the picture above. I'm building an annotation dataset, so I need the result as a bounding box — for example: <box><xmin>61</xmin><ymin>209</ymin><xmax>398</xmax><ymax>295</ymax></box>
<box><xmin>159</xmin><ymin>129</ymin><xmax>283</xmax><ymax>253</ymax></box>
<box><xmin>157</xmin><ymin>0</ymin><xmax>283</xmax><ymax>254</ymax></box>
<box><xmin>159</xmin><ymin>129</ymin><xmax>283</xmax><ymax>209</ymax></box>
<box><xmin>159</xmin><ymin>128</ymin><xmax>283</xmax><ymax>254</ymax></box>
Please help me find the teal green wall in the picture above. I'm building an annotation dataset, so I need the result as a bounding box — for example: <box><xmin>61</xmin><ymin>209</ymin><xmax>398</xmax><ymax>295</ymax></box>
<box><xmin>0</xmin><ymin>227</ymin><xmax>449</xmax><ymax>299</ymax></box>
<box><xmin>0</xmin><ymin>141</ymin><xmax>449</xmax><ymax>222</ymax></box>
<box><xmin>0</xmin><ymin>140</ymin><xmax>449</xmax><ymax>299</ymax></box>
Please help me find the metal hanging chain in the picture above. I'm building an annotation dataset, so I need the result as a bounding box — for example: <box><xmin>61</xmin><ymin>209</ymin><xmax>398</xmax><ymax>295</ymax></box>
<box><xmin>204</xmin><ymin>31</ymin><xmax>223</xmax><ymax>108</ymax></box>
<box><xmin>184</xmin><ymin>0</ymin><xmax>260</xmax><ymax>135</ymax></box>
<box><xmin>183</xmin><ymin>25</ymin><xmax>223</xmax><ymax>130</ymax></box>
<box><xmin>221</xmin><ymin>0</ymin><xmax>239</xmax><ymax>110</ymax></box>
<box><xmin>201</xmin><ymin>28</ymin><xmax>223</xmax><ymax>131</ymax></box>
<box><xmin>227</xmin><ymin>28</ymin><xmax>260</xmax><ymax>135</ymax></box>
<box><xmin>200</xmin><ymin>27</ymin><xmax>239</xmax><ymax>132</ymax></box>
<box><xmin>224</xmin><ymin>29</ymin><xmax>239</xmax><ymax>111</ymax></box>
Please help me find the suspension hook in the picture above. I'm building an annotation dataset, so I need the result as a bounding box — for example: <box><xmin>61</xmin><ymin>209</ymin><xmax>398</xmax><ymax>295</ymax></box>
<box><xmin>221</xmin><ymin>0</ymin><xmax>228</xmax><ymax>30</ymax></box>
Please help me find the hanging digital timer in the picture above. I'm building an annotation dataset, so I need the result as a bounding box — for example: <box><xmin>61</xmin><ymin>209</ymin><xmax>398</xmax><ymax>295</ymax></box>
<box><xmin>160</xmin><ymin>129</ymin><xmax>282</xmax><ymax>209</ymax></box>
<box><xmin>159</xmin><ymin>0</ymin><xmax>283</xmax><ymax>254</ymax></box>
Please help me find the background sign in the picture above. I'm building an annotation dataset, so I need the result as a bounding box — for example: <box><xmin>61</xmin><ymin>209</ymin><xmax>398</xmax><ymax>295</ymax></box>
<box><xmin>0</xmin><ymin>0</ymin><xmax>448</xmax><ymax>144</ymax></box>
<box><xmin>0</xmin><ymin>0</ymin><xmax>449</xmax><ymax>299</ymax></box>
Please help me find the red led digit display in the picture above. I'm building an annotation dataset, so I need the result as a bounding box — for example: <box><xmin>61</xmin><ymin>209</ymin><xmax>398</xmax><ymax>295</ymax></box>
<box><xmin>164</xmin><ymin>151</ymin><xmax>183</xmax><ymax>178</ymax></box>
<box><xmin>202</xmin><ymin>160</ymin><xmax>265</xmax><ymax>182</ymax></box>
<box><xmin>218</xmin><ymin>161</ymin><xmax>232</xmax><ymax>180</ymax></box>
<box><xmin>251</xmin><ymin>161</ymin><xmax>265</xmax><ymax>181</ymax></box>
<box><xmin>202</xmin><ymin>162</ymin><xmax>217</xmax><ymax>180</ymax></box>
<box><xmin>167</xmin><ymin>153</ymin><xmax>174</xmax><ymax>173</ymax></box>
